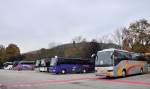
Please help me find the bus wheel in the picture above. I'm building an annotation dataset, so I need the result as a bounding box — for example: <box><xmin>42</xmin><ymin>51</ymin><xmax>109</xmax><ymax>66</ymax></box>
<box><xmin>61</xmin><ymin>69</ymin><xmax>66</xmax><ymax>74</ymax></box>
<box><xmin>82</xmin><ymin>69</ymin><xmax>87</xmax><ymax>73</ymax></box>
<box><xmin>140</xmin><ymin>68</ymin><xmax>143</xmax><ymax>74</ymax></box>
<box><xmin>122</xmin><ymin>70</ymin><xmax>126</xmax><ymax>77</ymax></box>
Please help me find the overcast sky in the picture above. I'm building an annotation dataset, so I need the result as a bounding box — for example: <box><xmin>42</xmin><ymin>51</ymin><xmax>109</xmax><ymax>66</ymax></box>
<box><xmin>0</xmin><ymin>0</ymin><xmax>150</xmax><ymax>53</ymax></box>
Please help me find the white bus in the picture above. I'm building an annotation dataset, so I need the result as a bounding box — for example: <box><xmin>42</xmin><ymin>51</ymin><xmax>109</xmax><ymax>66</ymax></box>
<box><xmin>3</xmin><ymin>62</ymin><xmax>13</xmax><ymax>70</ymax></box>
<box><xmin>95</xmin><ymin>48</ymin><xmax>148</xmax><ymax>77</ymax></box>
<box><xmin>39</xmin><ymin>58</ymin><xmax>51</xmax><ymax>72</ymax></box>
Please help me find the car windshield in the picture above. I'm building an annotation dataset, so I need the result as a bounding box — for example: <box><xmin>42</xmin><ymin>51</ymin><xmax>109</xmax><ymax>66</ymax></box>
<box><xmin>50</xmin><ymin>58</ymin><xmax>57</xmax><ymax>66</ymax></box>
<box><xmin>95</xmin><ymin>51</ymin><xmax>113</xmax><ymax>67</ymax></box>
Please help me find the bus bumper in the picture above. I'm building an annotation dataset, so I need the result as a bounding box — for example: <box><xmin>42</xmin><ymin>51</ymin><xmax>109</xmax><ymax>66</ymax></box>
<box><xmin>95</xmin><ymin>72</ymin><xmax>114</xmax><ymax>77</ymax></box>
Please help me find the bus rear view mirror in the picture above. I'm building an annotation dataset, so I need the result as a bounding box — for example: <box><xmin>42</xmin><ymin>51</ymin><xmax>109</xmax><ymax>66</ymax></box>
<box><xmin>91</xmin><ymin>54</ymin><xmax>96</xmax><ymax>58</ymax></box>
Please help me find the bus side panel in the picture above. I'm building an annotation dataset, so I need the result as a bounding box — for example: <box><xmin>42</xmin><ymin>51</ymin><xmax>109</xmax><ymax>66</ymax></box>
<box><xmin>21</xmin><ymin>64</ymin><xmax>33</xmax><ymax>70</ymax></box>
<box><xmin>126</xmin><ymin>61</ymin><xmax>147</xmax><ymax>75</ymax></box>
<box><xmin>113</xmin><ymin>67</ymin><xmax>122</xmax><ymax>77</ymax></box>
<box><xmin>115</xmin><ymin>60</ymin><xmax>147</xmax><ymax>76</ymax></box>
<box><xmin>83</xmin><ymin>65</ymin><xmax>94</xmax><ymax>72</ymax></box>
<box><xmin>59</xmin><ymin>64</ymin><xmax>73</xmax><ymax>73</ymax></box>
<box><xmin>106</xmin><ymin>67</ymin><xmax>122</xmax><ymax>77</ymax></box>
<box><xmin>59</xmin><ymin>64</ymin><xmax>83</xmax><ymax>73</ymax></box>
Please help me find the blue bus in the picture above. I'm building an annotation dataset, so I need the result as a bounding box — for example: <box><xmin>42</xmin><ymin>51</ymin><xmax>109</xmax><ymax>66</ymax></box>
<box><xmin>49</xmin><ymin>56</ymin><xmax>94</xmax><ymax>74</ymax></box>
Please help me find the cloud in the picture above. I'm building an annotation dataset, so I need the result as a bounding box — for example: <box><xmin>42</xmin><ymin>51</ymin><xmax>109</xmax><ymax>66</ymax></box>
<box><xmin>0</xmin><ymin>0</ymin><xmax>150</xmax><ymax>53</ymax></box>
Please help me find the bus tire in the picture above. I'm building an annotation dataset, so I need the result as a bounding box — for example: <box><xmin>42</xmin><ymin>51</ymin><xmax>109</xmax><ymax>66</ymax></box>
<box><xmin>140</xmin><ymin>68</ymin><xmax>143</xmax><ymax>74</ymax></box>
<box><xmin>122</xmin><ymin>70</ymin><xmax>126</xmax><ymax>77</ymax></box>
<box><xmin>82</xmin><ymin>69</ymin><xmax>87</xmax><ymax>73</ymax></box>
<box><xmin>61</xmin><ymin>69</ymin><xmax>66</xmax><ymax>74</ymax></box>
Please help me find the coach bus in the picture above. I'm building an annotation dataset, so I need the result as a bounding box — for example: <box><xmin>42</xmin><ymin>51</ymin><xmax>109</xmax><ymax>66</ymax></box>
<box><xmin>144</xmin><ymin>53</ymin><xmax>150</xmax><ymax>64</ymax></box>
<box><xmin>39</xmin><ymin>58</ymin><xmax>51</xmax><ymax>72</ymax></box>
<box><xmin>35</xmin><ymin>59</ymin><xmax>41</xmax><ymax>71</ymax></box>
<box><xmin>95</xmin><ymin>48</ymin><xmax>148</xmax><ymax>77</ymax></box>
<box><xmin>14</xmin><ymin>61</ymin><xmax>35</xmax><ymax>71</ymax></box>
<box><xmin>49</xmin><ymin>56</ymin><xmax>94</xmax><ymax>74</ymax></box>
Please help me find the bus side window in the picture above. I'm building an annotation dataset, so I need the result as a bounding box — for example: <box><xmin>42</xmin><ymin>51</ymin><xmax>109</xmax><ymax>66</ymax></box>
<box><xmin>113</xmin><ymin>51</ymin><xmax>119</xmax><ymax>60</ymax></box>
<box><xmin>113</xmin><ymin>51</ymin><xmax>125</xmax><ymax>65</ymax></box>
<box><xmin>117</xmin><ymin>51</ymin><xmax>126</xmax><ymax>60</ymax></box>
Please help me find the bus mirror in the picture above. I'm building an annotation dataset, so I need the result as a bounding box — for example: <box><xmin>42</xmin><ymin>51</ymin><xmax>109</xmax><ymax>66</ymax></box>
<box><xmin>91</xmin><ymin>54</ymin><xmax>96</xmax><ymax>58</ymax></box>
<box><xmin>55</xmin><ymin>56</ymin><xmax>58</xmax><ymax>58</ymax></box>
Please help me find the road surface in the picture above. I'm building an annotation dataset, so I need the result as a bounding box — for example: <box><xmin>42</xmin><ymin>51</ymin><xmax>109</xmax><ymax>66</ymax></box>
<box><xmin>0</xmin><ymin>70</ymin><xmax>150</xmax><ymax>89</ymax></box>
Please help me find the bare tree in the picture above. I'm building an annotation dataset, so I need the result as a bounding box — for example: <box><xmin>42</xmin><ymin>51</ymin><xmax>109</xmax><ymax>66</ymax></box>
<box><xmin>111</xmin><ymin>28</ymin><xmax>124</xmax><ymax>48</ymax></box>
<box><xmin>72</xmin><ymin>36</ymin><xmax>86</xmax><ymax>43</ymax></box>
<box><xmin>99</xmin><ymin>35</ymin><xmax>112</xmax><ymax>43</ymax></box>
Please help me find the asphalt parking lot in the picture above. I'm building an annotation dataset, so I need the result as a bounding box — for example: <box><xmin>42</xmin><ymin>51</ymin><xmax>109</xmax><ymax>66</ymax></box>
<box><xmin>0</xmin><ymin>69</ymin><xmax>150</xmax><ymax>89</ymax></box>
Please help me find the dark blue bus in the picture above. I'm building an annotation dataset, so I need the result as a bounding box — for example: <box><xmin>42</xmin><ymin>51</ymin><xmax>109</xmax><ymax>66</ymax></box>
<box><xmin>49</xmin><ymin>56</ymin><xmax>94</xmax><ymax>74</ymax></box>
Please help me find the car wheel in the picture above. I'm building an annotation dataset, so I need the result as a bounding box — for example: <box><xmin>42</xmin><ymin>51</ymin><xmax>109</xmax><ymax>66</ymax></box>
<box><xmin>140</xmin><ymin>68</ymin><xmax>143</xmax><ymax>74</ymax></box>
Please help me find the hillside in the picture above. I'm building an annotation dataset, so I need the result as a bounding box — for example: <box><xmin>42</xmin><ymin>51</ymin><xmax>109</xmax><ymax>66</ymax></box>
<box><xmin>23</xmin><ymin>42</ymin><xmax>120</xmax><ymax>61</ymax></box>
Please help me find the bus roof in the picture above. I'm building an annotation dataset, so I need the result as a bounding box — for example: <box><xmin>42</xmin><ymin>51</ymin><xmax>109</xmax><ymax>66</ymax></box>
<box><xmin>98</xmin><ymin>48</ymin><xmax>129</xmax><ymax>53</ymax></box>
<box><xmin>3</xmin><ymin>62</ymin><xmax>13</xmax><ymax>65</ymax></box>
<box><xmin>19</xmin><ymin>61</ymin><xmax>35</xmax><ymax>63</ymax></box>
<box><xmin>52</xmin><ymin>56</ymin><xmax>81</xmax><ymax>60</ymax></box>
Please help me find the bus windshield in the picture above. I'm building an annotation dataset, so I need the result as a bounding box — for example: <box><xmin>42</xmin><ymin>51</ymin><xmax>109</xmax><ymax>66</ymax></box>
<box><xmin>3</xmin><ymin>62</ymin><xmax>13</xmax><ymax>67</ymax></box>
<box><xmin>95</xmin><ymin>51</ymin><xmax>113</xmax><ymax>67</ymax></box>
<box><xmin>41</xmin><ymin>60</ymin><xmax>46</xmax><ymax>67</ymax></box>
<box><xmin>35</xmin><ymin>60</ymin><xmax>40</xmax><ymax>67</ymax></box>
<box><xmin>50</xmin><ymin>58</ymin><xmax>58</xmax><ymax>66</ymax></box>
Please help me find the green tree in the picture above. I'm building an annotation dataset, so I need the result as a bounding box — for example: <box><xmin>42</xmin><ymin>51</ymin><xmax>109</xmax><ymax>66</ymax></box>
<box><xmin>64</xmin><ymin>48</ymin><xmax>80</xmax><ymax>57</ymax></box>
<box><xmin>0</xmin><ymin>45</ymin><xmax>6</xmax><ymax>67</ymax></box>
<box><xmin>24</xmin><ymin>53</ymin><xmax>35</xmax><ymax>61</ymax></box>
<box><xmin>6</xmin><ymin>44</ymin><xmax>20</xmax><ymax>61</ymax></box>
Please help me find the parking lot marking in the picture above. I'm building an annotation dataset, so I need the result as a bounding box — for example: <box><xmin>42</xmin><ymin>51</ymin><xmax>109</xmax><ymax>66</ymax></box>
<box><xmin>3</xmin><ymin>76</ymin><xmax>150</xmax><ymax>88</ymax></box>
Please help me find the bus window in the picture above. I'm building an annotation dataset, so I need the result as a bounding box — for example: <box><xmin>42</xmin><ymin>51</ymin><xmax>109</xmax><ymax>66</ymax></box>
<box><xmin>50</xmin><ymin>58</ymin><xmax>58</xmax><ymax>66</ymax></box>
<box><xmin>95</xmin><ymin>51</ymin><xmax>113</xmax><ymax>67</ymax></box>
<box><xmin>41</xmin><ymin>60</ymin><xmax>46</xmax><ymax>67</ymax></box>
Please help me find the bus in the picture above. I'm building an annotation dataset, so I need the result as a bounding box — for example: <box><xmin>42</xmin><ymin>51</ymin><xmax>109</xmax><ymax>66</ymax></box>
<box><xmin>12</xmin><ymin>61</ymin><xmax>19</xmax><ymax>70</ymax></box>
<box><xmin>3</xmin><ymin>62</ymin><xmax>13</xmax><ymax>70</ymax></box>
<box><xmin>14</xmin><ymin>61</ymin><xmax>35</xmax><ymax>71</ymax></box>
<box><xmin>144</xmin><ymin>53</ymin><xmax>150</xmax><ymax>71</ymax></box>
<box><xmin>144</xmin><ymin>53</ymin><xmax>150</xmax><ymax>64</ymax></box>
<box><xmin>49</xmin><ymin>56</ymin><xmax>94</xmax><ymax>74</ymax></box>
<box><xmin>39</xmin><ymin>58</ymin><xmax>51</xmax><ymax>72</ymax></box>
<box><xmin>95</xmin><ymin>48</ymin><xmax>148</xmax><ymax>77</ymax></box>
<box><xmin>35</xmin><ymin>59</ymin><xmax>41</xmax><ymax>71</ymax></box>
